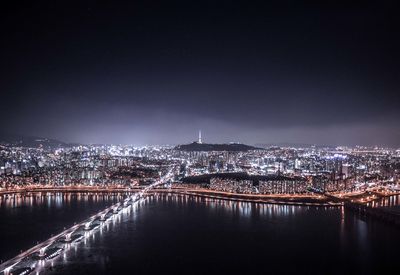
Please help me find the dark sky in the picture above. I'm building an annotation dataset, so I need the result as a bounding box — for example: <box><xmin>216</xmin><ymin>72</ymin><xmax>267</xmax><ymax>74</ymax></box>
<box><xmin>1</xmin><ymin>1</ymin><xmax>399</xmax><ymax>146</ymax></box>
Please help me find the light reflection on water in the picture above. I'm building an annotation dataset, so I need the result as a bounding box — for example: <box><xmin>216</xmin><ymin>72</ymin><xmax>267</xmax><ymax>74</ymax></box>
<box><xmin>0</xmin><ymin>192</ymin><xmax>126</xmax><ymax>262</ymax></box>
<box><xmin>0</xmin><ymin>192</ymin><xmax>126</xmax><ymax>209</ymax></box>
<box><xmin>367</xmin><ymin>194</ymin><xmax>400</xmax><ymax>208</ymax></box>
<box><xmin>150</xmin><ymin>193</ymin><xmax>343</xmax><ymax>218</ymax></box>
<box><xmin>2</xmin><ymin>193</ymin><xmax>400</xmax><ymax>275</ymax></box>
<box><xmin>33</xmin><ymin>197</ymin><xmax>145</xmax><ymax>274</ymax></box>
<box><xmin>38</xmin><ymin>193</ymin><xmax>400</xmax><ymax>275</ymax></box>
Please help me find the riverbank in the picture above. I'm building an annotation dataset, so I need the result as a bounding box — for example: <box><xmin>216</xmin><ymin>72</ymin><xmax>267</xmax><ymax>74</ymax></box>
<box><xmin>2</xmin><ymin>186</ymin><xmax>399</xmax><ymax>207</ymax></box>
<box><xmin>0</xmin><ymin>186</ymin><xmax>139</xmax><ymax>196</ymax></box>
<box><xmin>148</xmin><ymin>188</ymin><xmax>340</xmax><ymax>206</ymax></box>
<box><xmin>0</xmin><ymin>187</ymin><xmax>337</xmax><ymax>206</ymax></box>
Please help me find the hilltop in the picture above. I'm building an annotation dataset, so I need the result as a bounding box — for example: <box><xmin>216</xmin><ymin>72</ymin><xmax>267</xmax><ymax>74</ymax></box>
<box><xmin>0</xmin><ymin>133</ymin><xmax>78</xmax><ymax>149</ymax></box>
<box><xmin>175</xmin><ymin>142</ymin><xmax>263</xmax><ymax>152</ymax></box>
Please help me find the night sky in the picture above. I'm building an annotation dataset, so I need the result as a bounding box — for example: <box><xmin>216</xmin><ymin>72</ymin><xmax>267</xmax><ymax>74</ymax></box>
<box><xmin>1</xmin><ymin>1</ymin><xmax>399</xmax><ymax>146</ymax></box>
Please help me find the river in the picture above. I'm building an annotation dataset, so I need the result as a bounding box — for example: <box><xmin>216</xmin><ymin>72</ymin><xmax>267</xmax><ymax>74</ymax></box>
<box><xmin>1</xmin><ymin>193</ymin><xmax>400</xmax><ymax>274</ymax></box>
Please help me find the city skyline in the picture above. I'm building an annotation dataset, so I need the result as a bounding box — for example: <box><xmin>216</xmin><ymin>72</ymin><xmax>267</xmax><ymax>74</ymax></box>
<box><xmin>1</xmin><ymin>129</ymin><xmax>400</xmax><ymax>149</ymax></box>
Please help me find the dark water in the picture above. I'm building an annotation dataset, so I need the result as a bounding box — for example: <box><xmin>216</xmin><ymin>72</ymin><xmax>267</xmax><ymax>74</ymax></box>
<box><xmin>0</xmin><ymin>192</ymin><xmax>124</xmax><ymax>262</ymax></box>
<box><xmin>34</xmin><ymin>194</ymin><xmax>400</xmax><ymax>275</ymax></box>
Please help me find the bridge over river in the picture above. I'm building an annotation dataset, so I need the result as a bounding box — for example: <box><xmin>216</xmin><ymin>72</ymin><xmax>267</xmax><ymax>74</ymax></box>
<box><xmin>0</xmin><ymin>169</ymin><xmax>175</xmax><ymax>275</ymax></box>
<box><xmin>319</xmin><ymin>188</ymin><xmax>400</xmax><ymax>227</ymax></box>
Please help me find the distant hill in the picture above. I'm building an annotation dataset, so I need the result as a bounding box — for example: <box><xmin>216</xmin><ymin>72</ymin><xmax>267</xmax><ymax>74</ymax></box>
<box><xmin>175</xmin><ymin>142</ymin><xmax>263</xmax><ymax>152</ymax></box>
<box><xmin>0</xmin><ymin>133</ymin><xmax>78</xmax><ymax>149</ymax></box>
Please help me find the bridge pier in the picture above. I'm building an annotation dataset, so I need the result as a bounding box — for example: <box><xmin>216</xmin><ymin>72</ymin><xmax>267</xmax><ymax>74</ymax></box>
<box><xmin>65</xmin><ymin>233</ymin><xmax>72</xmax><ymax>242</ymax></box>
<box><xmin>39</xmin><ymin>246</ymin><xmax>48</xmax><ymax>258</ymax></box>
<box><xmin>84</xmin><ymin>221</ymin><xmax>94</xmax><ymax>231</ymax></box>
<box><xmin>112</xmin><ymin>206</ymin><xmax>120</xmax><ymax>214</ymax></box>
<box><xmin>100</xmin><ymin>213</ymin><xmax>107</xmax><ymax>221</ymax></box>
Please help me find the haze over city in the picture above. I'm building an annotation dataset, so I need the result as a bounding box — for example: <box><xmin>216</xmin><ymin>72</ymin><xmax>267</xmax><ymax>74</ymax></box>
<box><xmin>1</xmin><ymin>1</ymin><xmax>399</xmax><ymax>146</ymax></box>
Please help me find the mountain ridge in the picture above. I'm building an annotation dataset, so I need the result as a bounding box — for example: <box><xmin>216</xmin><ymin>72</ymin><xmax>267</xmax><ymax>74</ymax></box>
<box><xmin>0</xmin><ymin>133</ymin><xmax>78</xmax><ymax>148</ymax></box>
